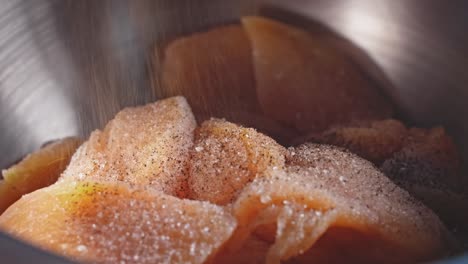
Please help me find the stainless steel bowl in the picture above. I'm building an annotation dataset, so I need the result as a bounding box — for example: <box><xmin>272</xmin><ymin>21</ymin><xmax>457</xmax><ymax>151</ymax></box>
<box><xmin>1</xmin><ymin>0</ymin><xmax>467</xmax><ymax>263</ymax></box>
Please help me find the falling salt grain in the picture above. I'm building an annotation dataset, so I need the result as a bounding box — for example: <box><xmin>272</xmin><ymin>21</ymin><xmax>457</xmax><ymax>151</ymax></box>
<box><xmin>195</xmin><ymin>146</ymin><xmax>204</xmax><ymax>152</ymax></box>
<box><xmin>78</xmin><ymin>173</ymin><xmax>85</xmax><ymax>180</ymax></box>
<box><xmin>339</xmin><ymin>176</ymin><xmax>346</xmax><ymax>184</ymax></box>
<box><xmin>190</xmin><ymin>243</ymin><xmax>196</xmax><ymax>256</ymax></box>
<box><xmin>76</xmin><ymin>245</ymin><xmax>87</xmax><ymax>252</ymax></box>
<box><xmin>260</xmin><ymin>194</ymin><xmax>272</xmax><ymax>203</ymax></box>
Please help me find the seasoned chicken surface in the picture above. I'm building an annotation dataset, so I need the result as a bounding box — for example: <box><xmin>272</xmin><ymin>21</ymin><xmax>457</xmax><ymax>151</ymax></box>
<box><xmin>305</xmin><ymin>119</ymin><xmax>466</xmax><ymax>228</ymax></box>
<box><xmin>0</xmin><ymin>137</ymin><xmax>82</xmax><ymax>214</ymax></box>
<box><xmin>61</xmin><ymin>96</ymin><xmax>196</xmax><ymax>197</ymax></box>
<box><xmin>0</xmin><ymin>97</ymin><xmax>456</xmax><ymax>264</ymax></box>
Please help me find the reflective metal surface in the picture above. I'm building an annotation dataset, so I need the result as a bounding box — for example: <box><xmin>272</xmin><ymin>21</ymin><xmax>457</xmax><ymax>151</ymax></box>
<box><xmin>0</xmin><ymin>0</ymin><xmax>467</xmax><ymax>263</ymax></box>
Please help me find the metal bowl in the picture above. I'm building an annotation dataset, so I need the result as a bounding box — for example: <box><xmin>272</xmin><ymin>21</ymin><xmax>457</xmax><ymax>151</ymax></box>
<box><xmin>1</xmin><ymin>0</ymin><xmax>467</xmax><ymax>263</ymax></box>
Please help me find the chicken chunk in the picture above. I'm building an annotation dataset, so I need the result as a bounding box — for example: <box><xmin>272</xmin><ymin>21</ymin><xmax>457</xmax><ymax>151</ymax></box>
<box><xmin>61</xmin><ymin>96</ymin><xmax>196</xmax><ymax>197</ymax></box>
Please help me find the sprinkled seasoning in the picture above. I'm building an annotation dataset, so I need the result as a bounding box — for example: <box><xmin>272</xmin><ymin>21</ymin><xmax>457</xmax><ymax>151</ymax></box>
<box><xmin>188</xmin><ymin>118</ymin><xmax>286</xmax><ymax>205</ymax></box>
<box><xmin>0</xmin><ymin>95</ymin><xmax>459</xmax><ymax>264</ymax></box>
<box><xmin>229</xmin><ymin>143</ymin><xmax>453</xmax><ymax>263</ymax></box>
<box><xmin>0</xmin><ymin>180</ymin><xmax>236</xmax><ymax>264</ymax></box>
<box><xmin>60</xmin><ymin>96</ymin><xmax>197</xmax><ymax>198</ymax></box>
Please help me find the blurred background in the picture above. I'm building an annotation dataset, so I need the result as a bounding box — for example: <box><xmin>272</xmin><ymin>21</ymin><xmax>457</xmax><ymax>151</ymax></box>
<box><xmin>1</xmin><ymin>0</ymin><xmax>467</xmax><ymax>168</ymax></box>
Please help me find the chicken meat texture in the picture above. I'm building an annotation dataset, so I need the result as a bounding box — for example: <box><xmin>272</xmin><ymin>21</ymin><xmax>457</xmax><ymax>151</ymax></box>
<box><xmin>306</xmin><ymin>119</ymin><xmax>467</xmax><ymax>228</ymax></box>
<box><xmin>0</xmin><ymin>96</ymin><xmax>456</xmax><ymax>264</ymax></box>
